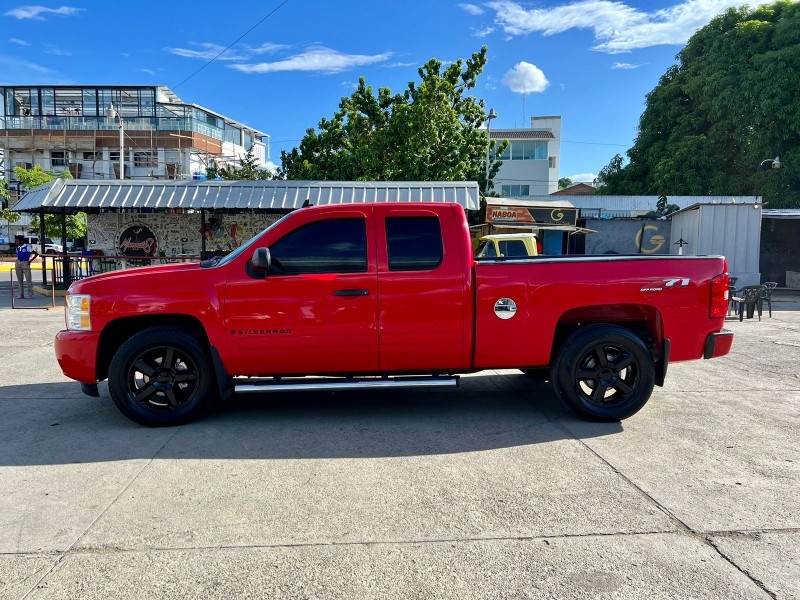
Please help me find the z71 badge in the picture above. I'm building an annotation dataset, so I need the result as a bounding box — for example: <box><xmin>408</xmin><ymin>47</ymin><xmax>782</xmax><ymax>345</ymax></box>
<box><xmin>641</xmin><ymin>278</ymin><xmax>691</xmax><ymax>292</ymax></box>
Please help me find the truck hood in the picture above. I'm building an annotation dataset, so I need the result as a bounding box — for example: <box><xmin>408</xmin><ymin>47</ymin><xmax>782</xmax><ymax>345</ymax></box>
<box><xmin>67</xmin><ymin>262</ymin><xmax>203</xmax><ymax>294</ymax></box>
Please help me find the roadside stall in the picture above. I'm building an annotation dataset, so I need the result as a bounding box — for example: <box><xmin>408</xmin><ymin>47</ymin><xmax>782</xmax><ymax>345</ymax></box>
<box><xmin>471</xmin><ymin>198</ymin><xmax>594</xmax><ymax>255</ymax></box>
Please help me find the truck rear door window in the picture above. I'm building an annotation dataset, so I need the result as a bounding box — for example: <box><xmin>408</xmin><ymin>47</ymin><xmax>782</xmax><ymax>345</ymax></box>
<box><xmin>386</xmin><ymin>217</ymin><xmax>443</xmax><ymax>271</ymax></box>
<box><xmin>270</xmin><ymin>218</ymin><xmax>367</xmax><ymax>274</ymax></box>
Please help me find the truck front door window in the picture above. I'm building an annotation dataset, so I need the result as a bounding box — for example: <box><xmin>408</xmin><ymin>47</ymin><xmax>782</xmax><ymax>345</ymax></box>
<box><xmin>270</xmin><ymin>219</ymin><xmax>367</xmax><ymax>275</ymax></box>
<box><xmin>499</xmin><ymin>240</ymin><xmax>528</xmax><ymax>257</ymax></box>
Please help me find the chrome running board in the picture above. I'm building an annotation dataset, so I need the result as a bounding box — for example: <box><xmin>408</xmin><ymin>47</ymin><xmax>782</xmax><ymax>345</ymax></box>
<box><xmin>234</xmin><ymin>375</ymin><xmax>459</xmax><ymax>394</ymax></box>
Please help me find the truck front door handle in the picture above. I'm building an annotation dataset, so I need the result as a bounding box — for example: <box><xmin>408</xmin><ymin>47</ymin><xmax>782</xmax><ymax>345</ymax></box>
<box><xmin>333</xmin><ymin>289</ymin><xmax>371</xmax><ymax>297</ymax></box>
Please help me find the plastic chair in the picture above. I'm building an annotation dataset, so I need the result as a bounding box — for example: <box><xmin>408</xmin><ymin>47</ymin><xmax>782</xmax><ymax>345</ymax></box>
<box><xmin>731</xmin><ymin>285</ymin><xmax>764</xmax><ymax>321</ymax></box>
<box><xmin>760</xmin><ymin>282</ymin><xmax>778</xmax><ymax>317</ymax></box>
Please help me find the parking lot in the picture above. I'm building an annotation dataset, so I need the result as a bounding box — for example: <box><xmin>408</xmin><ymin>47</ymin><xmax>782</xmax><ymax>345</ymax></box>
<box><xmin>1</xmin><ymin>283</ymin><xmax>798</xmax><ymax>599</ymax></box>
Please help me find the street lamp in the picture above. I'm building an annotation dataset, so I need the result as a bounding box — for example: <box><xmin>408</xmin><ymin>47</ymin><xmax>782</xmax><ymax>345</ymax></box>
<box><xmin>754</xmin><ymin>155</ymin><xmax>780</xmax><ymax>196</ymax></box>
<box><xmin>105</xmin><ymin>104</ymin><xmax>124</xmax><ymax>179</ymax></box>
<box><xmin>484</xmin><ymin>108</ymin><xmax>498</xmax><ymax>194</ymax></box>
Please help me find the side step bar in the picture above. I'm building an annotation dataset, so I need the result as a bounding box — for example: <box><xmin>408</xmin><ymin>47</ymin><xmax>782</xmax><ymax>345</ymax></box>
<box><xmin>235</xmin><ymin>375</ymin><xmax>459</xmax><ymax>394</ymax></box>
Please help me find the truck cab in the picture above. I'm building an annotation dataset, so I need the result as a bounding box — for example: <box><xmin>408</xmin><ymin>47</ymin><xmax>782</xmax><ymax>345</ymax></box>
<box><xmin>475</xmin><ymin>233</ymin><xmax>538</xmax><ymax>258</ymax></box>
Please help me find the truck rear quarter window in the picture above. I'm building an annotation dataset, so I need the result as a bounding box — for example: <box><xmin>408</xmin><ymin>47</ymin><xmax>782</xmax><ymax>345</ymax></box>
<box><xmin>386</xmin><ymin>217</ymin><xmax>443</xmax><ymax>271</ymax></box>
<box><xmin>270</xmin><ymin>218</ymin><xmax>367</xmax><ymax>274</ymax></box>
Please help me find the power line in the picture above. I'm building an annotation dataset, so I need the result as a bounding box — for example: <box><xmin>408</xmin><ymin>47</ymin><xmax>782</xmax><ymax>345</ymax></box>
<box><xmin>172</xmin><ymin>0</ymin><xmax>292</xmax><ymax>91</ymax></box>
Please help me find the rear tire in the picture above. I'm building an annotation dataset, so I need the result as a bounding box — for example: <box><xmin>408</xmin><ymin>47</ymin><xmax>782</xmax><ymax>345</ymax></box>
<box><xmin>551</xmin><ymin>325</ymin><xmax>654</xmax><ymax>421</ymax></box>
<box><xmin>108</xmin><ymin>326</ymin><xmax>213</xmax><ymax>427</ymax></box>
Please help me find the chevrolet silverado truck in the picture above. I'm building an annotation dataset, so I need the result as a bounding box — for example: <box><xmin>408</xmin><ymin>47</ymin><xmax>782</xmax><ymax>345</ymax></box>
<box><xmin>57</xmin><ymin>202</ymin><xmax>733</xmax><ymax>427</ymax></box>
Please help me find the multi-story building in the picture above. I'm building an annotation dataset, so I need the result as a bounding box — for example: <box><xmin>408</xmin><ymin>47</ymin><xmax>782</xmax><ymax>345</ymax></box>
<box><xmin>0</xmin><ymin>85</ymin><xmax>271</xmax><ymax>199</ymax></box>
<box><xmin>490</xmin><ymin>115</ymin><xmax>561</xmax><ymax>196</ymax></box>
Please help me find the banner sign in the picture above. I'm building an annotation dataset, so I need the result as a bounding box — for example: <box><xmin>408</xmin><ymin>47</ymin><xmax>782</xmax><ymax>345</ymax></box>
<box><xmin>487</xmin><ymin>206</ymin><xmax>578</xmax><ymax>226</ymax></box>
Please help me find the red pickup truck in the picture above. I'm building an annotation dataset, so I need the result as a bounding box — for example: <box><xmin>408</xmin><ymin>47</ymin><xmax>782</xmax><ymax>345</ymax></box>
<box><xmin>56</xmin><ymin>202</ymin><xmax>732</xmax><ymax>426</ymax></box>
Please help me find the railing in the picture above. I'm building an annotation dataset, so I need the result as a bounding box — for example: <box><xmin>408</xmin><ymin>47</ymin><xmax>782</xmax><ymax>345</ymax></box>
<box><xmin>41</xmin><ymin>253</ymin><xmax>202</xmax><ymax>287</ymax></box>
<box><xmin>0</xmin><ymin>115</ymin><xmax>224</xmax><ymax>139</ymax></box>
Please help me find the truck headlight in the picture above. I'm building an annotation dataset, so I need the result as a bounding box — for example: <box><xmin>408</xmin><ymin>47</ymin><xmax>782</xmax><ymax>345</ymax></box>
<box><xmin>66</xmin><ymin>294</ymin><xmax>92</xmax><ymax>331</ymax></box>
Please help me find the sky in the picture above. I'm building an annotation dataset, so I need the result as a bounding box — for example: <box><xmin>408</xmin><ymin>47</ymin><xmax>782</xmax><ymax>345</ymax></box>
<box><xmin>0</xmin><ymin>0</ymin><xmax>771</xmax><ymax>183</ymax></box>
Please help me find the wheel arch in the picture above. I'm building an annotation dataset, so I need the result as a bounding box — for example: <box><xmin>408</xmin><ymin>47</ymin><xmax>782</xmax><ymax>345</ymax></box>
<box><xmin>549</xmin><ymin>304</ymin><xmax>665</xmax><ymax>366</ymax></box>
<box><xmin>97</xmin><ymin>314</ymin><xmax>211</xmax><ymax>382</ymax></box>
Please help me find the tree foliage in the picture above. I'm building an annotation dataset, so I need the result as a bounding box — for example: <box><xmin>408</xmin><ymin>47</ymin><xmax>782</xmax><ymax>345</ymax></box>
<box><xmin>6</xmin><ymin>165</ymin><xmax>87</xmax><ymax>240</ymax></box>
<box><xmin>280</xmin><ymin>46</ymin><xmax>505</xmax><ymax>195</ymax></box>
<box><xmin>598</xmin><ymin>1</ymin><xmax>800</xmax><ymax>207</ymax></box>
<box><xmin>558</xmin><ymin>177</ymin><xmax>573</xmax><ymax>189</ymax></box>
<box><xmin>206</xmin><ymin>146</ymin><xmax>273</xmax><ymax>180</ymax></box>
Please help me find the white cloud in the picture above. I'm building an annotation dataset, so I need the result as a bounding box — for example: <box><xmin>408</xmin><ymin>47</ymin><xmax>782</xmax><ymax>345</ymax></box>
<box><xmin>502</xmin><ymin>61</ymin><xmax>549</xmax><ymax>93</ymax></box>
<box><xmin>168</xmin><ymin>42</ymin><xmax>248</xmax><ymax>61</ymax></box>
<box><xmin>137</xmin><ymin>68</ymin><xmax>156</xmax><ymax>75</ymax></box>
<box><xmin>251</xmin><ymin>42</ymin><xmax>291</xmax><ymax>55</ymax></box>
<box><xmin>4</xmin><ymin>5</ymin><xmax>83</xmax><ymax>20</ymax></box>
<box><xmin>380</xmin><ymin>61</ymin><xmax>417</xmax><ymax>68</ymax></box>
<box><xmin>43</xmin><ymin>45</ymin><xmax>70</xmax><ymax>57</ymax></box>
<box><xmin>473</xmin><ymin>25</ymin><xmax>496</xmax><ymax>37</ymax></box>
<box><xmin>458</xmin><ymin>3</ymin><xmax>485</xmax><ymax>15</ymax></box>
<box><xmin>486</xmin><ymin>0</ymin><xmax>760</xmax><ymax>53</ymax></box>
<box><xmin>230</xmin><ymin>47</ymin><xmax>392</xmax><ymax>74</ymax></box>
<box><xmin>567</xmin><ymin>173</ymin><xmax>598</xmax><ymax>184</ymax></box>
<box><xmin>9</xmin><ymin>38</ymin><xmax>30</xmax><ymax>46</ymax></box>
<box><xmin>612</xmin><ymin>62</ymin><xmax>642</xmax><ymax>69</ymax></box>
<box><xmin>0</xmin><ymin>54</ymin><xmax>53</xmax><ymax>74</ymax></box>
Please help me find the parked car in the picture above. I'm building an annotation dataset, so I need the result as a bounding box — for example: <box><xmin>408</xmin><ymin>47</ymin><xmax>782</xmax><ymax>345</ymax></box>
<box><xmin>22</xmin><ymin>235</ymin><xmax>62</xmax><ymax>254</ymax></box>
<box><xmin>55</xmin><ymin>202</ymin><xmax>733</xmax><ymax>427</ymax></box>
<box><xmin>475</xmin><ymin>233</ymin><xmax>539</xmax><ymax>258</ymax></box>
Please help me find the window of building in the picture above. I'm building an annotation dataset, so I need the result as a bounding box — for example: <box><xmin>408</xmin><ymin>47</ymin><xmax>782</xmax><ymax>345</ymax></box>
<box><xmin>134</xmin><ymin>151</ymin><xmax>156</xmax><ymax>167</ymax></box>
<box><xmin>243</xmin><ymin>131</ymin><xmax>253</xmax><ymax>149</ymax></box>
<box><xmin>548</xmin><ymin>156</ymin><xmax>557</xmax><ymax>169</ymax></box>
<box><xmin>269</xmin><ymin>219</ymin><xmax>367</xmax><ymax>274</ymax></box>
<box><xmin>83</xmin><ymin>89</ymin><xmax>97</xmax><ymax>116</ymax></box>
<box><xmin>503</xmin><ymin>141</ymin><xmax>548</xmax><ymax>161</ymax></box>
<box><xmin>55</xmin><ymin>89</ymin><xmax>82</xmax><ymax>116</ymax></box>
<box><xmin>501</xmin><ymin>185</ymin><xmax>530</xmax><ymax>196</ymax></box>
<box><xmin>51</xmin><ymin>151</ymin><xmax>67</xmax><ymax>167</ymax></box>
<box><xmin>386</xmin><ymin>217</ymin><xmax>443</xmax><ymax>271</ymax></box>
<box><xmin>224</xmin><ymin>126</ymin><xmax>241</xmax><ymax>145</ymax></box>
<box><xmin>109</xmin><ymin>151</ymin><xmax>121</xmax><ymax>162</ymax></box>
<box><xmin>83</xmin><ymin>152</ymin><xmax>99</xmax><ymax>160</ymax></box>
<box><xmin>41</xmin><ymin>88</ymin><xmax>54</xmax><ymax>116</ymax></box>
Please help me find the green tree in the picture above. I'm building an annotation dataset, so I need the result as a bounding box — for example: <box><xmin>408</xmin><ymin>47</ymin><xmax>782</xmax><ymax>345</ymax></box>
<box><xmin>280</xmin><ymin>46</ymin><xmax>506</xmax><ymax>195</ymax></box>
<box><xmin>206</xmin><ymin>146</ymin><xmax>273</xmax><ymax>180</ymax></box>
<box><xmin>597</xmin><ymin>1</ymin><xmax>800</xmax><ymax>207</ymax></box>
<box><xmin>10</xmin><ymin>165</ymin><xmax>87</xmax><ymax>240</ymax></box>
<box><xmin>558</xmin><ymin>177</ymin><xmax>573</xmax><ymax>190</ymax></box>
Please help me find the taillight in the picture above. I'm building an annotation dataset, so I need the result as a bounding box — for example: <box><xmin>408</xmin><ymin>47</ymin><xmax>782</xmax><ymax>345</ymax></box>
<box><xmin>710</xmin><ymin>273</ymin><xmax>729</xmax><ymax>319</ymax></box>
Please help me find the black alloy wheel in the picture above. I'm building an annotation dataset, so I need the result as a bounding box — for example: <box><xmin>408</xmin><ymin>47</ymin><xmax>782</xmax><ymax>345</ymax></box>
<box><xmin>108</xmin><ymin>327</ymin><xmax>213</xmax><ymax>426</ymax></box>
<box><xmin>552</xmin><ymin>325</ymin><xmax>655</xmax><ymax>421</ymax></box>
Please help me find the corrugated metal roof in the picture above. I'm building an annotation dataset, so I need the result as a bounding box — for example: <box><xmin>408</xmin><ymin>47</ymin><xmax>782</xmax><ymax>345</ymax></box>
<box><xmin>763</xmin><ymin>209</ymin><xmax>800</xmax><ymax>219</ymax></box>
<box><xmin>511</xmin><ymin>195</ymin><xmax>761</xmax><ymax>215</ymax></box>
<box><xmin>14</xmin><ymin>179</ymin><xmax>481</xmax><ymax>212</ymax></box>
<box><xmin>489</xmin><ymin>130</ymin><xmax>554</xmax><ymax>139</ymax></box>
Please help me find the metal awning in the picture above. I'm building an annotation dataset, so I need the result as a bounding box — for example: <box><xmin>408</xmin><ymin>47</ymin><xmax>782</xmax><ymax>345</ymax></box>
<box><xmin>487</xmin><ymin>223</ymin><xmax>597</xmax><ymax>235</ymax></box>
<box><xmin>13</xmin><ymin>179</ymin><xmax>481</xmax><ymax>213</ymax></box>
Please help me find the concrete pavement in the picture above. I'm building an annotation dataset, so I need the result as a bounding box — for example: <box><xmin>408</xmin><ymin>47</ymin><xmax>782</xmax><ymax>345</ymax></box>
<box><xmin>0</xmin><ymin>283</ymin><xmax>798</xmax><ymax>598</ymax></box>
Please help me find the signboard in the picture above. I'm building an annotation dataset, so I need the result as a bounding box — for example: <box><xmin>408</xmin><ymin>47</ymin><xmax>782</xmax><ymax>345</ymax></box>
<box><xmin>487</xmin><ymin>205</ymin><xmax>578</xmax><ymax>226</ymax></box>
<box><xmin>118</xmin><ymin>224</ymin><xmax>158</xmax><ymax>257</ymax></box>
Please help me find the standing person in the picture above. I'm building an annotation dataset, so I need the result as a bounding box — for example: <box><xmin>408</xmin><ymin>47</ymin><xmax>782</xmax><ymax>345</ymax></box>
<box><xmin>15</xmin><ymin>235</ymin><xmax>38</xmax><ymax>299</ymax></box>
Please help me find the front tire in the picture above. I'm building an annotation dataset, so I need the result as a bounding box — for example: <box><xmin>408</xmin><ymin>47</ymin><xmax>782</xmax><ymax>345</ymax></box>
<box><xmin>551</xmin><ymin>325</ymin><xmax>655</xmax><ymax>421</ymax></box>
<box><xmin>108</xmin><ymin>326</ymin><xmax>213</xmax><ymax>427</ymax></box>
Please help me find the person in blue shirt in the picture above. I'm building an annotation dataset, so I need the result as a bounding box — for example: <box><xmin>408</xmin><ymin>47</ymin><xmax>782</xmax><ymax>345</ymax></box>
<box><xmin>15</xmin><ymin>235</ymin><xmax>39</xmax><ymax>299</ymax></box>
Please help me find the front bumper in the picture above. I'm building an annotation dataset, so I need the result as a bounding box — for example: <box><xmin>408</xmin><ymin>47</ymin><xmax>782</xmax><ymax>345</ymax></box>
<box><xmin>55</xmin><ymin>330</ymin><xmax>100</xmax><ymax>383</ymax></box>
<box><xmin>704</xmin><ymin>329</ymin><xmax>734</xmax><ymax>359</ymax></box>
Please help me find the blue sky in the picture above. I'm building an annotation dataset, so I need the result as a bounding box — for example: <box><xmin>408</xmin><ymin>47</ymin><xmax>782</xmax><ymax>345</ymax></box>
<box><xmin>0</xmin><ymin>0</ymin><xmax>769</xmax><ymax>182</ymax></box>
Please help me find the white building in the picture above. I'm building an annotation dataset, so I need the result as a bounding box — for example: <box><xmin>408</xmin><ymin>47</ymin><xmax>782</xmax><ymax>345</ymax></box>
<box><xmin>490</xmin><ymin>116</ymin><xmax>561</xmax><ymax>196</ymax></box>
<box><xmin>0</xmin><ymin>85</ymin><xmax>271</xmax><ymax>199</ymax></box>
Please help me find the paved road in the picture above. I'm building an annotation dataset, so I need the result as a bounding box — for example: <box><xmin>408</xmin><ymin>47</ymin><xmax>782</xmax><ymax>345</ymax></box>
<box><xmin>1</xmin><ymin>284</ymin><xmax>798</xmax><ymax>598</ymax></box>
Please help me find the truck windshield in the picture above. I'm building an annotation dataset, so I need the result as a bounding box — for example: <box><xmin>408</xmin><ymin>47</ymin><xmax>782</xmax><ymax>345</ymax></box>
<box><xmin>208</xmin><ymin>212</ymin><xmax>298</xmax><ymax>268</ymax></box>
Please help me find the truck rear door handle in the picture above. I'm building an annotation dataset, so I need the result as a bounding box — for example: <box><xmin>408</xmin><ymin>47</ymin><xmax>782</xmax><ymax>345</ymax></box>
<box><xmin>333</xmin><ymin>289</ymin><xmax>371</xmax><ymax>297</ymax></box>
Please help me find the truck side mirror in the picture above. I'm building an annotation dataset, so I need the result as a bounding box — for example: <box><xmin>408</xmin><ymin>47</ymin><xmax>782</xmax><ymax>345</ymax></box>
<box><xmin>251</xmin><ymin>247</ymin><xmax>271</xmax><ymax>273</ymax></box>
